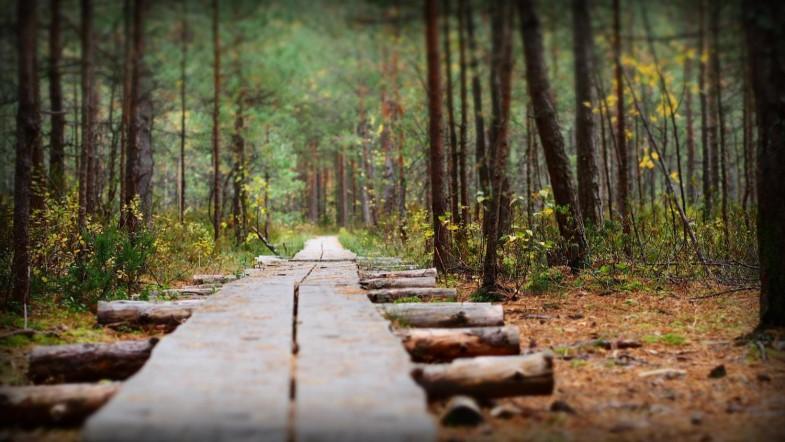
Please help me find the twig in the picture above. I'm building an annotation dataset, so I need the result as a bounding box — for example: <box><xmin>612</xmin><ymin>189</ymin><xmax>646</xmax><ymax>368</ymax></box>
<box><xmin>250</xmin><ymin>226</ymin><xmax>280</xmax><ymax>256</ymax></box>
<box><xmin>689</xmin><ymin>286</ymin><xmax>759</xmax><ymax>301</ymax></box>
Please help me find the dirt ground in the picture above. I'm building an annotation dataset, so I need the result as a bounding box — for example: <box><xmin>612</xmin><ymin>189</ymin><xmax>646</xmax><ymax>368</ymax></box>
<box><xmin>439</xmin><ymin>281</ymin><xmax>785</xmax><ymax>442</ymax></box>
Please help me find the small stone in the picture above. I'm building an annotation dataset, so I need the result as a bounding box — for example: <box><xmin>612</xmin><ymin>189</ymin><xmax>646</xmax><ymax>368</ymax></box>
<box><xmin>550</xmin><ymin>399</ymin><xmax>576</xmax><ymax>414</ymax></box>
<box><xmin>568</xmin><ymin>313</ymin><xmax>584</xmax><ymax>320</ymax></box>
<box><xmin>441</xmin><ymin>396</ymin><xmax>484</xmax><ymax>427</ymax></box>
<box><xmin>708</xmin><ymin>364</ymin><xmax>727</xmax><ymax>379</ymax></box>
<box><xmin>757</xmin><ymin>373</ymin><xmax>771</xmax><ymax>382</ymax></box>
<box><xmin>726</xmin><ymin>397</ymin><xmax>744</xmax><ymax>414</ymax></box>
<box><xmin>490</xmin><ymin>404</ymin><xmax>522</xmax><ymax>419</ymax></box>
<box><xmin>691</xmin><ymin>412</ymin><xmax>703</xmax><ymax>425</ymax></box>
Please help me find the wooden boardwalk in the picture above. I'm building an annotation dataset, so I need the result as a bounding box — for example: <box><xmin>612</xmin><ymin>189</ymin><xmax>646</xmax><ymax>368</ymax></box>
<box><xmin>84</xmin><ymin>237</ymin><xmax>435</xmax><ymax>441</ymax></box>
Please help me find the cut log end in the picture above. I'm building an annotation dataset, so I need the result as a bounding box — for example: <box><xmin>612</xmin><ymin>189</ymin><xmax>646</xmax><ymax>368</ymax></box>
<box><xmin>0</xmin><ymin>383</ymin><xmax>120</xmax><ymax>427</ymax></box>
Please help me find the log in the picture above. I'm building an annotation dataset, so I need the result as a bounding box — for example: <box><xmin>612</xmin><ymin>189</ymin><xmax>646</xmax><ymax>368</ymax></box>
<box><xmin>97</xmin><ymin>300</ymin><xmax>203</xmax><ymax>330</ymax></box>
<box><xmin>27</xmin><ymin>338</ymin><xmax>158</xmax><ymax>384</ymax></box>
<box><xmin>395</xmin><ymin>326</ymin><xmax>520</xmax><ymax>362</ymax></box>
<box><xmin>440</xmin><ymin>395</ymin><xmax>484</xmax><ymax>426</ymax></box>
<box><xmin>378</xmin><ymin>303</ymin><xmax>504</xmax><ymax>328</ymax></box>
<box><xmin>191</xmin><ymin>274</ymin><xmax>238</xmax><ymax>284</ymax></box>
<box><xmin>360</xmin><ymin>276</ymin><xmax>437</xmax><ymax>289</ymax></box>
<box><xmin>412</xmin><ymin>352</ymin><xmax>554</xmax><ymax>399</ymax></box>
<box><xmin>160</xmin><ymin>287</ymin><xmax>217</xmax><ymax>296</ymax></box>
<box><xmin>362</xmin><ymin>268</ymin><xmax>438</xmax><ymax>279</ymax></box>
<box><xmin>0</xmin><ymin>383</ymin><xmax>120</xmax><ymax>427</ymax></box>
<box><xmin>367</xmin><ymin>288</ymin><xmax>457</xmax><ymax>303</ymax></box>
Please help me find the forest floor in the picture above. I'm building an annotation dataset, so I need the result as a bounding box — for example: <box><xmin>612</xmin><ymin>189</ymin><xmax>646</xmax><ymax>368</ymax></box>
<box><xmin>439</xmin><ymin>277</ymin><xmax>785</xmax><ymax>441</ymax></box>
<box><xmin>2</xmin><ymin>266</ymin><xmax>784</xmax><ymax>441</ymax></box>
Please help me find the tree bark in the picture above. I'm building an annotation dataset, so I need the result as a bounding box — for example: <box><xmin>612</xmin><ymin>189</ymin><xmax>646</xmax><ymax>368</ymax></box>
<box><xmin>709</xmin><ymin>3</ymin><xmax>729</xmax><ymax>238</ymax></box>
<box><xmin>612</xmin><ymin>0</ymin><xmax>630</xmax><ymax>247</ymax></box>
<box><xmin>367</xmin><ymin>287</ymin><xmax>457</xmax><ymax>303</ymax></box>
<box><xmin>443</xmin><ymin>0</ymin><xmax>460</xmax><ymax>226</ymax></box>
<box><xmin>97</xmin><ymin>300</ymin><xmax>203</xmax><ymax>330</ymax></box>
<box><xmin>744</xmin><ymin>0</ymin><xmax>785</xmax><ymax>327</ymax></box>
<box><xmin>425</xmin><ymin>0</ymin><xmax>450</xmax><ymax>274</ymax></box>
<box><xmin>12</xmin><ymin>0</ymin><xmax>39</xmax><ymax>308</ymax></box>
<box><xmin>465</xmin><ymin>0</ymin><xmax>488</xmax><ymax>221</ymax></box>
<box><xmin>518</xmin><ymin>0</ymin><xmax>588</xmax><ymax>269</ymax></box>
<box><xmin>0</xmin><ymin>383</ymin><xmax>119</xmax><ymax>427</ymax></box>
<box><xmin>481</xmin><ymin>1</ymin><xmax>514</xmax><ymax>289</ymax></box>
<box><xmin>685</xmin><ymin>53</ymin><xmax>696</xmax><ymax>204</ymax></box>
<box><xmin>48</xmin><ymin>0</ymin><xmax>66</xmax><ymax>201</ymax></box>
<box><xmin>572</xmin><ymin>0</ymin><xmax>602</xmax><ymax>226</ymax></box>
<box><xmin>179</xmin><ymin>1</ymin><xmax>188</xmax><ymax>224</ymax></box>
<box><xmin>212</xmin><ymin>0</ymin><xmax>221</xmax><ymax>241</ymax></box>
<box><xmin>361</xmin><ymin>276</ymin><xmax>437</xmax><ymax>289</ymax></box>
<box><xmin>379</xmin><ymin>302</ymin><xmax>503</xmax><ymax>328</ymax></box>
<box><xmin>27</xmin><ymin>338</ymin><xmax>157</xmax><ymax>384</ymax></box>
<box><xmin>411</xmin><ymin>353</ymin><xmax>554</xmax><ymax>399</ymax></box>
<box><xmin>698</xmin><ymin>0</ymin><xmax>711</xmax><ymax>218</ymax></box>
<box><xmin>457</xmin><ymin>0</ymin><xmax>470</xmax><ymax>226</ymax></box>
<box><xmin>79</xmin><ymin>0</ymin><xmax>97</xmax><ymax>227</ymax></box>
<box><xmin>395</xmin><ymin>326</ymin><xmax>520</xmax><ymax>362</ymax></box>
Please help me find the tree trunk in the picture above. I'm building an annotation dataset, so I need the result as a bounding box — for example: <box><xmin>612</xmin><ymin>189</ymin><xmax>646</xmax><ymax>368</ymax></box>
<box><xmin>179</xmin><ymin>1</ymin><xmax>187</xmax><ymax>224</ymax></box>
<box><xmin>12</xmin><ymin>0</ymin><xmax>39</xmax><ymax>308</ymax></box>
<box><xmin>465</xmin><ymin>0</ymin><xmax>488</xmax><ymax>221</ymax></box>
<box><xmin>519</xmin><ymin>0</ymin><xmax>588</xmax><ymax>269</ymax></box>
<box><xmin>481</xmin><ymin>1</ymin><xmax>513</xmax><ymax>290</ymax></box>
<box><xmin>136</xmin><ymin>69</ymin><xmax>153</xmax><ymax>225</ymax></box>
<box><xmin>232</xmin><ymin>89</ymin><xmax>246</xmax><ymax>245</ymax></box>
<box><xmin>412</xmin><ymin>353</ymin><xmax>554</xmax><ymax>399</ymax></box>
<box><xmin>698</xmin><ymin>0</ymin><xmax>711</xmax><ymax>218</ymax></box>
<box><xmin>395</xmin><ymin>326</ymin><xmax>520</xmax><ymax>362</ymax></box>
<box><xmin>744</xmin><ymin>0</ymin><xmax>785</xmax><ymax>327</ymax></box>
<box><xmin>457</xmin><ymin>0</ymin><xmax>470</xmax><ymax>226</ymax></box>
<box><xmin>79</xmin><ymin>0</ymin><xmax>97</xmax><ymax>226</ymax></box>
<box><xmin>710</xmin><ymin>4</ymin><xmax>729</xmax><ymax>238</ymax></box>
<box><xmin>212</xmin><ymin>0</ymin><xmax>221</xmax><ymax>241</ymax></box>
<box><xmin>0</xmin><ymin>383</ymin><xmax>119</xmax><ymax>427</ymax></box>
<box><xmin>572</xmin><ymin>0</ymin><xmax>602</xmax><ymax>226</ymax></box>
<box><xmin>425</xmin><ymin>0</ymin><xmax>450</xmax><ymax>274</ymax></box>
<box><xmin>27</xmin><ymin>338</ymin><xmax>157</xmax><ymax>384</ymax></box>
<box><xmin>685</xmin><ymin>53</ymin><xmax>696</xmax><ymax>204</ymax></box>
<box><xmin>120</xmin><ymin>0</ymin><xmax>145</xmax><ymax>233</ymax></box>
<box><xmin>357</xmin><ymin>86</ymin><xmax>374</xmax><ymax>226</ymax></box>
<box><xmin>612</xmin><ymin>0</ymin><xmax>630</xmax><ymax>248</ymax></box>
<box><xmin>48</xmin><ymin>0</ymin><xmax>66</xmax><ymax>201</ymax></box>
<box><xmin>443</xmin><ymin>0</ymin><xmax>460</xmax><ymax>227</ymax></box>
<box><xmin>378</xmin><ymin>302</ymin><xmax>503</xmax><ymax>328</ymax></box>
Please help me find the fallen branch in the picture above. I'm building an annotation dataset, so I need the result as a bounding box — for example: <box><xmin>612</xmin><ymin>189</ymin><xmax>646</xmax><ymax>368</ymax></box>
<box><xmin>250</xmin><ymin>226</ymin><xmax>280</xmax><ymax>256</ymax></box>
<box><xmin>688</xmin><ymin>286</ymin><xmax>759</xmax><ymax>301</ymax></box>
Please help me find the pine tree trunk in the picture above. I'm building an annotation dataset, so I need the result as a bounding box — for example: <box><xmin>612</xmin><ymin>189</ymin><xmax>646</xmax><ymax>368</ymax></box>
<box><xmin>698</xmin><ymin>0</ymin><xmax>711</xmax><ymax>218</ymax></box>
<box><xmin>457</xmin><ymin>0</ymin><xmax>470</xmax><ymax>226</ymax></box>
<box><xmin>519</xmin><ymin>0</ymin><xmax>588</xmax><ymax>269</ymax></box>
<box><xmin>425</xmin><ymin>0</ymin><xmax>450</xmax><ymax>273</ymax></box>
<box><xmin>572</xmin><ymin>0</ymin><xmax>602</xmax><ymax>226</ymax></box>
<box><xmin>744</xmin><ymin>0</ymin><xmax>785</xmax><ymax>327</ymax></box>
<box><xmin>12</xmin><ymin>0</ymin><xmax>39</xmax><ymax>307</ymax></box>
<box><xmin>612</xmin><ymin>0</ymin><xmax>630</xmax><ymax>249</ymax></box>
<box><xmin>709</xmin><ymin>4</ymin><xmax>729</xmax><ymax>238</ymax></box>
<box><xmin>48</xmin><ymin>0</ymin><xmax>65</xmax><ymax>201</ymax></box>
<box><xmin>79</xmin><ymin>0</ymin><xmax>97</xmax><ymax>226</ymax></box>
<box><xmin>685</xmin><ymin>54</ymin><xmax>696</xmax><ymax>205</ymax></box>
<box><xmin>443</xmin><ymin>0</ymin><xmax>460</xmax><ymax>227</ymax></box>
<box><xmin>465</xmin><ymin>0</ymin><xmax>488</xmax><ymax>221</ymax></box>
<box><xmin>212</xmin><ymin>0</ymin><xmax>221</xmax><ymax>241</ymax></box>
<box><xmin>481</xmin><ymin>2</ymin><xmax>513</xmax><ymax>290</ymax></box>
<box><xmin>179</xmin><ymin>2</ymin><xmax>187</xmax><ymax>224</ymax></box>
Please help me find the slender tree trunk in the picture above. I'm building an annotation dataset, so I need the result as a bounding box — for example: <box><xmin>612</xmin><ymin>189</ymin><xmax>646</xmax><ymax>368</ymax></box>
<box><xmin>357</xmin><ymin>86</ymin><xmax>373</xmax><ymax>226</ymax></box>
<box><xmin>212</xmin><ymin>0</ymin><xmax>221</xmax><ymax>241</ymax></box>
<box><xmin>710</xmin><ymin>4</ymin><xmax>729</xmax><ymax>238</ymax></box>
<box><xmin>698</xmin><ymin>0</ymin><xmax>711</xmax><ymax>218</ymax></box>
<box><xmin>572</xmin><ymin>0</ymin><xmax>602</xmax><ymax>226</ymax></box>
<box><xmin>179</xmin><ymin>1</ymin><xmax>187</xmax><ymax>224</ymax></box>
<box><xmin>685</xmin><ymin>54</ymin><xmax>696</xmax><ymax>205</ymax></box>
<box><xmin>457</xmin><ymin>0</ymin><xmax>470</xmax><ymax>226</ymax></box>
<box><xmin>232</xmin><ymin>90</ymin><xmax>245</xmax><ymax>244</ymax></box>
<box><xmin>481</xmin><ymin>1</ymin><xmax>513</xmax><ymax>290</ymax></box>
<box><xmin>12</xmin><ymin>0</ymin><xmax>39</xmax><ymax>307</ymax></box>
<box><xmin>119</xmin><ymin>0</ymin><xmax>132</xmax><ymax>213</ymax></box>
<box><xmin>79</xmin><ymin>0</ymin><xmax>97</xmax><ymax>226</ymax></box>
<box><xmin>612</xmin><ymin>0</ymin><xmax>630</xmax><ymax>250</ymax></box>
<box><xmin>425</xmin><ymin>0</ymin><xmax>449</xmax><ymax>274</ymax></box>
<box><xmin>442</xmin><ymin>0</ymin><xmax>460</xmax><ymax>227</ymax></box>
<box><xmin>48</xmin><ymin>0</ymin><xmax>65</xmax><ymax>201</ymax></box>
<box><xmin>465</xmin><ymin>0</ymin><xmax>488</xmax><ymax>221</ymax></box>
<box><xmin>120</xmin><ymin>0</ymin><xmax>145</xmax><ymax>233</ymax></box>
<box><xmin>519</xmin><ymin>0</ymin><xmax>588</xmax><ymax>269</ymax></box>
<box><xmin>744</xmin><ymin>0</ymin><xmax>784</xmax><ymax>326</ymax></box>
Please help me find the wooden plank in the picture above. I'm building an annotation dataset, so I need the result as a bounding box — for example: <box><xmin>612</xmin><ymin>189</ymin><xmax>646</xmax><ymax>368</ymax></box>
<box><xmin>295</xmin><ymin>283</ymin><xmax>436</xmax><ymax>441</ymax></box>
<box><xmin>83</xmin><ymin>276</ymin><xmax>303</xmax><ymax>442</ymax></box>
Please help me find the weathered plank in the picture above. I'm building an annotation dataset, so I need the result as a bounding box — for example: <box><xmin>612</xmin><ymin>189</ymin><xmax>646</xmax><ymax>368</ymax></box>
<box><xmin>295</xmin><ymin>282</ymin><xmax>435</xmax><ymax>441</ymax></box>
<box><xmin>83</xmin><ymin>276</ymin><xmax>304</xmax><ymax>442</ymax></box>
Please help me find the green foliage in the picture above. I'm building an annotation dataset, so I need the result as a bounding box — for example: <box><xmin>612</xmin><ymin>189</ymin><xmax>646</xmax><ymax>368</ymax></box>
<box><xmin>469</xmin><ymin>287</ymin><xmax>504</xmax><ymax>302</ymax></box>
<box><xmin>643</xmin><ymin>333</ymin><xmax>687</xmax><ymax>346</ymax></box>
<box><xmin>525</xmin><ymin>267</ymin><xmax>567</xmax><ymax>293</ymax></box>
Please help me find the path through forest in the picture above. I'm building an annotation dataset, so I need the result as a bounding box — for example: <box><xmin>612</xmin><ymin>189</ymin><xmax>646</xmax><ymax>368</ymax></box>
<box><xmin>83</xmin><ymin>236</ymin><xmax>435</xmax><ymax>441</ymax></box>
